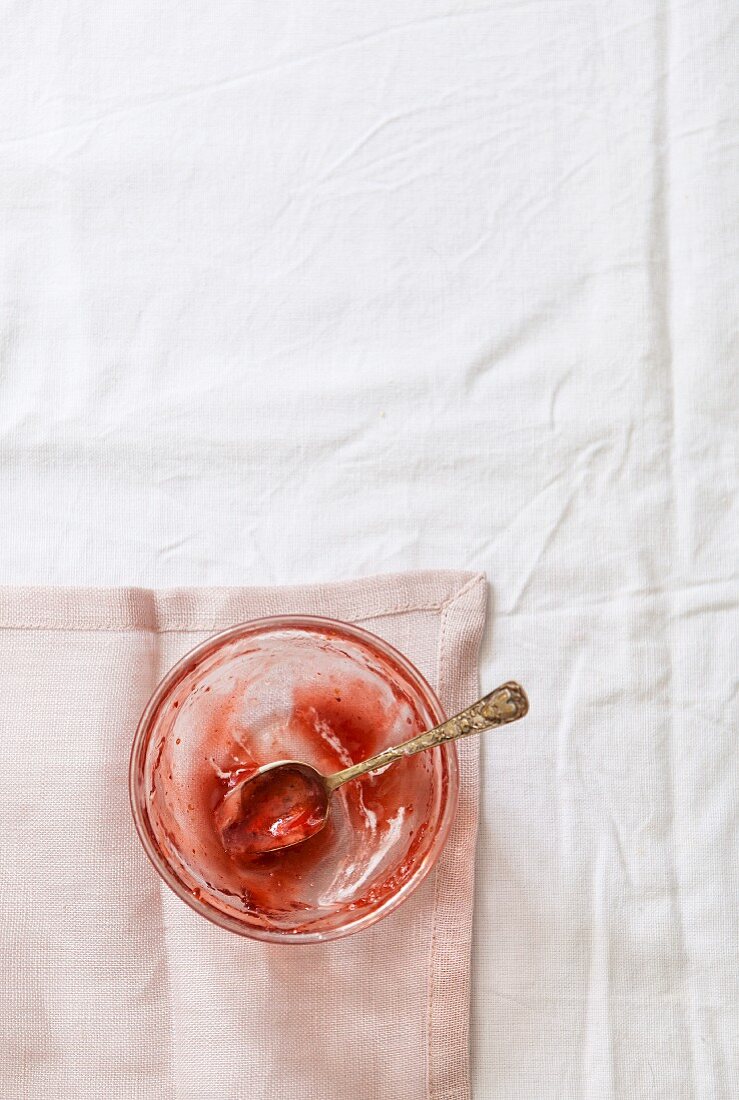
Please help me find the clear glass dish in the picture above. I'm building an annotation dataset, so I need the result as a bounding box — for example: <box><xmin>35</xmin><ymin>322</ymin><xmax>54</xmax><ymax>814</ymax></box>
<box><xmin>129</xmin><ymin>615</ymin><xmax>458</xmax><ymax>943</ymax></box>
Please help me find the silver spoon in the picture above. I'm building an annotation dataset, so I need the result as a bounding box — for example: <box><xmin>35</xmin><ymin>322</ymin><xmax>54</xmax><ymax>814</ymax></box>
<box><xmin>215</xmin><ymin>681</ymin><xmax>529</xmax><ymax>857</ymax></box>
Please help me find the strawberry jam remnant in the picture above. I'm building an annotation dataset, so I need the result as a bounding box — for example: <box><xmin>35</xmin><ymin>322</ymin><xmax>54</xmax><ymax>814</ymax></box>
<box><xmin>144</xmin><ymin>622</ymin><xmax>452</xmax><ymax>936</ymax></box>
<box><xmin>215</xmin><ymin>764</ymin><xmax>328</xmax><ymax>857</ymax></box>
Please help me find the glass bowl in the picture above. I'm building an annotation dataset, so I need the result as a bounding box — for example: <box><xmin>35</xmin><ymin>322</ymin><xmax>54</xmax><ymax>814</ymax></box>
<box><xmin>129</xmin><ymin>616</ymin><xmax>458</xmax><ymax>943</ymax></box>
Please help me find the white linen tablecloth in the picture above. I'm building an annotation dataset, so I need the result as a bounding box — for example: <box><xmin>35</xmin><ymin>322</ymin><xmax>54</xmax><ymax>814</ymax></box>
<box><xmin>0</xmin><ymin>2</ymin><xmax>736</xmax><ymax>1097</ymax></box>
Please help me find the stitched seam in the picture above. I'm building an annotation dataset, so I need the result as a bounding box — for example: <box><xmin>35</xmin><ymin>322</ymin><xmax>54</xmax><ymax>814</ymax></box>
<box><xmin>427</xmin><ymin>572</ymin><xmax>485</xmax><ymax>1100</ymax></box>
<box><xmin>0</xmin><ymin>601</ymin><xmax>446</xmax><ymax>633</ymax></box>
<box><xmin>426</xmin><ymin>861</ymin><xmax>442</xmax><ymax>1100</ymax></box>
<box><xmin>0</xmin><ymin>575</ymin><xmax>486</xmax><ymax>633</ymax></box>
<box><xmin>426</xmin><ymin>585</ymin><xmax>458</xmax><ymax>1100</ymax></box>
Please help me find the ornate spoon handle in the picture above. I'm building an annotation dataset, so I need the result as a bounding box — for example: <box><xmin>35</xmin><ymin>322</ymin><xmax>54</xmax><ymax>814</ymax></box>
<box><xmin>325</xmin><ymin>682</ymin><xmax>529</xmax><ymax>792</ymax></box>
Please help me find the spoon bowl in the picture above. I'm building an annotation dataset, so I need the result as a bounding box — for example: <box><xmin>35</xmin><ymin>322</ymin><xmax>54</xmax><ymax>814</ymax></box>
<box><xmin>215</xmin><ymin>760</ymin><xmax>329</xmax><ymax>856</ymax></box>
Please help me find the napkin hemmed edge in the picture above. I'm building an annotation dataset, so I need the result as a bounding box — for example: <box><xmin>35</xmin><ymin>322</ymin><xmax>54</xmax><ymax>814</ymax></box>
<box><xmin>0</xmin><ymin>570</ymin><xmax>485</xmax><ymax>633</ymax></box>
<box><xmin>428</xmin><ymin>573</ymin><xmax>488</xmax><ymax>1100</ymax></box>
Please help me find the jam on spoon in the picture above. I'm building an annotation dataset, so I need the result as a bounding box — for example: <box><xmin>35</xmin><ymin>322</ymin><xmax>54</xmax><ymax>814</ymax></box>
<box><xmin>214</xmin><ymin>762</ymin><xmax>327</xmax><ymax>857</ymax></box>
<box><xmin>216</xmin><ymin>682</ymin><xmax>528</xmax><ymax>858</ymax></box>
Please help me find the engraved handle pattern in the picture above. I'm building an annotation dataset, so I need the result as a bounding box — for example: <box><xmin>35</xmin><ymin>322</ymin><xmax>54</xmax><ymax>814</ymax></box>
<box><xmin>326</xmin><ymin>682</ymin><xmax>529</xmax><ymax>791</ymax></box>
<box><xmin>416</xmin><ymin>681</ymin><xmax>529</xmax><ymax>749</ymax></box>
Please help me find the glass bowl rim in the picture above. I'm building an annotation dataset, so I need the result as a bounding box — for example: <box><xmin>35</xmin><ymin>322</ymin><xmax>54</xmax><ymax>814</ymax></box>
<box><xmin>129</xmin><ymin>613</ymin><xmax>459</xmax><ymax>943</ymax></box>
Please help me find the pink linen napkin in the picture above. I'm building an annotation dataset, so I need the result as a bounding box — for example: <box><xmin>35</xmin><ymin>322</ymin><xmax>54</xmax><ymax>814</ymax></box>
<box><xmin>0</xmin><ymin>570</ymin><xmax>487</xmax><ymax>1100</ymax></box>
